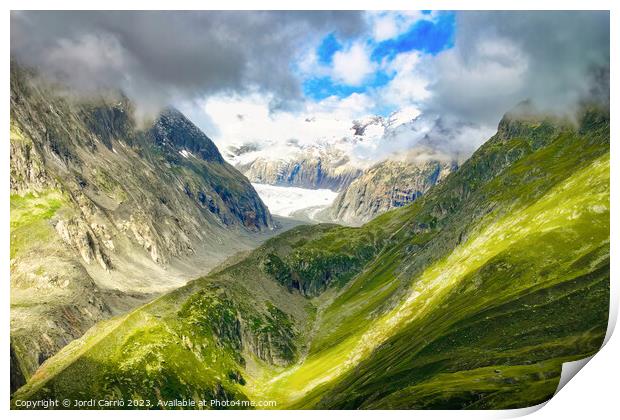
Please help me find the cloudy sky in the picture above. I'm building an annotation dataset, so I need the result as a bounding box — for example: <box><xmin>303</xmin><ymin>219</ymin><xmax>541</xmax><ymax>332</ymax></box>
<box><xmin>10</xmin><ymin>11</ymin><xmax>610</xmax><ymax>163</ymax></box>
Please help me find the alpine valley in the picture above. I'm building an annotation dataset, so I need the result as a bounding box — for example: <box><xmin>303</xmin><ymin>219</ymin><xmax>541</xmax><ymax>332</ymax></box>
<box><xmin>10</xmin><ymin>62</ymin><xmax>610</xmax><ymax>409</ymax></box>
<box><xmin>229</xmin><ymin>111</ymin><xmax>462</xmax><ymax>225</ymax></box>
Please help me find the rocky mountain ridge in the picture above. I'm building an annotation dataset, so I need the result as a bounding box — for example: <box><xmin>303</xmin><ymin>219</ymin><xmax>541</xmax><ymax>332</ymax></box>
<box><xmin>227</xmin><ymin>108</ymin><xmax>423</xmax><ymax>192</ymax></box>
<box><xmin>235</xmin><ymin>147</ymin><xmax>362</xmax><ymax>192</ymax></box>
<box><xmin>9</xmin><ymin>64</ymin><xmax>279</xmax><ymax>391</ymax></box>
<box><xmin>328</xmin><ymin>158</ymin><xmax>457</xmax><ymax>225</ymax></box>
<box><xmin>229</xmin><ymin>109</ymin><xmax>473</xmax><ymax>224</ymax></box>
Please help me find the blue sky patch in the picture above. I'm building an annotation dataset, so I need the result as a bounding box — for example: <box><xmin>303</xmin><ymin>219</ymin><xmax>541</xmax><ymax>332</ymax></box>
<box><xmin>371</xmin><ymin>12</ymin><xmax>455</xmax><ymax>62</ymax></box>
<box><xmin>301</xmin><ymin>12</ymin><xmax>455</xmax><ymax>105</ymax></box>
<box><xmin>303</xmin><ymin>70</ymin><xmax>392</xmax><ymax>101</ymax></box>
<box><xmin>316</xmin><ymin>33</ymin><xmax>342</xmax><ymax>65</ymax></box>
<box><xmin>303</xmin><ymin>77</ymin><xmax>361</xmax><ymax>100</ymax></box>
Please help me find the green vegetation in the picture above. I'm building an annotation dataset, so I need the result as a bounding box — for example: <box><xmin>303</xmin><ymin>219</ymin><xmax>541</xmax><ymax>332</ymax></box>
<box><xmin>10</xmin><ymin>190</ymin><xmax>67</xmax><ymax>259</ymax></box>
<box><xmin>261</xmin><ymin>224</ymin><xmax>384</xmax><ymax>296</ymax></box>
<box><xmin>297</xmin><ymin>154</ymin><xmax>609</xmax><ymax>408</ymax></box>
<box><xmin>11</xmin><ymin>107</ymin><xmax>610</xmax><ymax>409</ymax></box>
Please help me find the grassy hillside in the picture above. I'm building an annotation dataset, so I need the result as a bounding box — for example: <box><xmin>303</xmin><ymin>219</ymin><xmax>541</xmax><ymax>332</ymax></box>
<box><xmin>12</xmin><ymin>106</ymin><xmax>610</xmax><ymax>409</ymax></box>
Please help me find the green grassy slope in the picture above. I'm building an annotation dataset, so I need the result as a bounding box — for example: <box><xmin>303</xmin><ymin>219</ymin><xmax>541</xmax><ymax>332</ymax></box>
<box><xmin>12</xmin><ymin>107</ymin><xmax>610</xmax><ymax>409</ymax></box>
<box><xmin>10</xmin><ymin>226</ymin><xmax>321</xmax><ymax>407</ymax></box>
<box><xmin>298</xmin><ymin>153</ymin><xmax>609</xmax><ymax>409</ymax></box>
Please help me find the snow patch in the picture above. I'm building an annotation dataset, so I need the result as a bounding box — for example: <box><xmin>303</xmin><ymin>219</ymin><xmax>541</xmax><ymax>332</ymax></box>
<box><xmin>179</xmin><ymin>149</ymin><xmax>194</xmax><ymax>158</ymax></box>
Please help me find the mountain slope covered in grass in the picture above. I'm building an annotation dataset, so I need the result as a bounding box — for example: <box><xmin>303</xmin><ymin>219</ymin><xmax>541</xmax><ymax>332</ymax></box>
<box><xmin>12</xmin><ymin>105</ymin><xmax>610</xmax><ymax>409</ymax></box>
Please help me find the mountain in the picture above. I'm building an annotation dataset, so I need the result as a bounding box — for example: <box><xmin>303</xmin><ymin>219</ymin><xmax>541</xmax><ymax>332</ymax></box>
<box><xmin>230</xmin><ymin>110</ymin><xmax>475</xmax><ymax>225</ymax></box>
<box><xmin>227</xmin><ymin>108</ymin><xmax>425</xmax><ymax>192</ymax></box>
<box><xmin>327</xmin><ymin>157</ymin><xmax>457</xmax><ymax>226</ymax></box>
<box><xmin>12</xmin><ymin>104</ymin><xmax>609</xmax><ymax>409</ymax></box>
<box><xmin>234</xmin><ymin>146</ymin><xmax>361</xmax><ymax>191</ymax></box>
<box><xmin>9</xmin><ymin>64</ymin><xmax>281</xmax><ymax>392</ymax></box>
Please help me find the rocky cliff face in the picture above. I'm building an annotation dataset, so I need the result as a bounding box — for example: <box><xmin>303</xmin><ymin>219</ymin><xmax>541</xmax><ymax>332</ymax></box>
<box><xmin>9</xmin><ymin>64</ymin><xmax>274</xmax><ymax>390</ymax></box>
<box><xmin>235</xmin><ymin>148</ymin><xmax>361</xmax><ymax>191</ymax></box>
<box><xmin>328</xmin><ymin>159</ymin><xmax>457</xmax><ymax>226</ymax></box>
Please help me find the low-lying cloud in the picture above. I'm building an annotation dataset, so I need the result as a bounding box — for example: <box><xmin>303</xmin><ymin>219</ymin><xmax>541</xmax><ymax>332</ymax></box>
<box><xmin>425</xmin><ymin>11</ymin><xmax>610</xmax><ymax>126</ymax></box>
<box><xmin>11</xmin><ymin>11</ymin><xmax>609</xmax><ymax>166</ymax></box>
<box><xmin>11</xmin><ymin>11</ymin><xmax>365</xmax><ymax>115</ymax></box>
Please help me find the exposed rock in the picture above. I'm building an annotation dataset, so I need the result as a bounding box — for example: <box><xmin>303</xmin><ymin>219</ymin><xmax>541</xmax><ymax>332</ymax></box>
<box><xmin>10</xmin><ymin>240</ymin><xmax>112</xmax><ymax>392</ymax></box>
<box><xmin>329</xmin><ymin>159</ymin><xmax>457</xmax><ymax>226</ymax></box>
<box><xmin>54</xmin><ymin>218</ymin><xmax>112</xmax><ymax>270</ymax></box>
<box><xmin>9</xmin><ymin>63</ymin><xmax>276</xmax><ymax>385</ymax></box>
<box><xmin>150</xmin><ymin>107</ymin><xmax>224</xmax><ymax>163</ymax></box>
<box><xmin>229</xmin><ymin>108</ymin><xmax>422</xmax><ymax>192</ymax></box>
<box><xmin>237</xmin><ymin>149</ymin><xmax>361</xmax><ymax>191</ymax></box>
<box><xmin>9</xmin><ymin>124</ymin><xmax>53</xmax><ymax>193</ymax></box>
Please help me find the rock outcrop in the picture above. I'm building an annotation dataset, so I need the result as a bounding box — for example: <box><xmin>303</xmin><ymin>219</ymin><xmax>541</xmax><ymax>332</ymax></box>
<box><xmin>228</xmin><ymin>108</ymin><xmax>424</xmax><ymax>192</ymax></box>
<box><xmin>236</xmin><ymin>148</ymin><xmax>361</xmax><ymax>191</ymax></box>
<box><xmin>329</xmin><ymin>159</ymin><xmax>457</xmax><ymax>226</ymax></box>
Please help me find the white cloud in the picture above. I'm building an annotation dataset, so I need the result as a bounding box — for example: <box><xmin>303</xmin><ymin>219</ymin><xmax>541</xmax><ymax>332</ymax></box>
<box><xmin>12</xmin><ymin>11</ymin><xmax>368</xmax><ymax>114</ymax></box>
<box><xmin>351</xmin><ymin>113</ymin><xmax>494</xmax><ymax>164</ymax></box>
<box><xmin>331</xmin><ymin>43</ymin><xmax>376</xmax><ymax>86</ymax></box>
<box><xmin>378</xmin><ymin>51</ymin><xmax>431</xmax><ymax>108</ymax></box>
<box><xmin>296</xmin><ymin>48</ymin><xmax>330</xmax><ymax>79</ymax></box>
<box><xmin>185</xmin><ymin>11</ymin><xmax>609</xmax><ymax>173</ymax></box>
<box><xmin>197</xmin><ymin>91</ymin><xmax>376</xmax><ymax>156</ymax></box>
<box><xmin>424</xmin><ymin>12</ymin><xmax>608</xmax><ymax>125</ymax></box>
<box><xmin>372</xmin><ymin>15</ymin><xmax>399</xmax><ymax>42</ymax></box>
<box><xmin>187</xmin><ymin>85</ymin><xmax>495</xmax><ymax>172</ymax></box>
<box><xmin>426</xmin><ymin>36</ymin><xmax>529</xmax><ymax>122</ymax></box>
<box><xmin>295</xmin><ymin>40</ymin><xmax>375</xmax><ymax>88</ymax></box>
<box><xmin>368</xmin><ymin>11</ymin><xmax>431</xmax><ymax>42</ymax></box>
